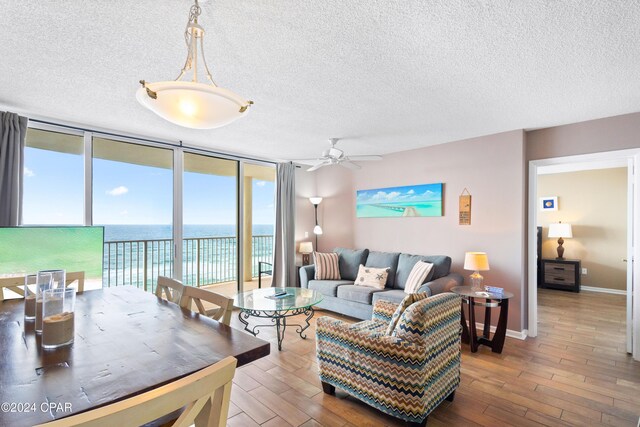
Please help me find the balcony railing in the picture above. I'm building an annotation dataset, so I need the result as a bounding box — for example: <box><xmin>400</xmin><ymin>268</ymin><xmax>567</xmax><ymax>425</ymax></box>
<box><xmin>102</xmin><ymin>235</ymin><xmax>273</xmax><ymax>290</ymax></box>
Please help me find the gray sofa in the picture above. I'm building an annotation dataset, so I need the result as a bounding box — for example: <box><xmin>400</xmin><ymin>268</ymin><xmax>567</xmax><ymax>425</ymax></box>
<box><xmin>300</xmin><ymin>248</ymin><xmax>464</xmax><ymax>320</ymax></box>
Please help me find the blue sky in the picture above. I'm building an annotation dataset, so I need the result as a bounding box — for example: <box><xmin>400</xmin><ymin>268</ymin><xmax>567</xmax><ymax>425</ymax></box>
<box><xmin>356</xmin><ymin>183</ymin><xmax>442</xmax><ymax>205</ymax></box>
<box><xmin>22</xmin><ymin>147</ymin><xmax>275</xmax><ymax>226</ymax></box>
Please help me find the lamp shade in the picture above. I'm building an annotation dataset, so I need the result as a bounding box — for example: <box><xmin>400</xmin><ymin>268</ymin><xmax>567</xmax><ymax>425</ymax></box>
<box><xmin>548</xmin><ymin>223</ymin><xmax>572</xmax><ymax>238</ymax></box>
<box><xmin>299</xmin><ymin>242</ymin><xmax>313</xmax><ymax>254</ymax></box>
<box><xmin>136</xmin><ymin>81</ymin><xmax>249</xmax><ymax>129</ymax></box>
<box><xmin>309</xmin><ymin>197</ymin><xmax>323</xmax><ymax>205</ymax></box>
<box><xmin>464</xmin><ymin>252</ymin><xmax>490</xmax><ymax>271</ymax></box>
<box><xmin>313</xmin><ymin>225</ymin><xmax>323</xmax><ymax>235</ymax></box>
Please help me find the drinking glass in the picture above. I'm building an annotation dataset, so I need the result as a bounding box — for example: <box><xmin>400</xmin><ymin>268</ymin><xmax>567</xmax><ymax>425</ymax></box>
<box><xmin>42</xmin><ymin>287</ymin><xmax>76</xmax><ymax>349</ymax></box>
<box><xmin>39</xmin><ymin>269</ymin><xmax>66</xmax><ymax>289</ymax></box>
<box><xmin>35</xmin><ymin>271</ymin><xmax>53</xmax><ymax>334</ymax></box>
<box><xmin>24</xmin><ymin>274</ymin><xmax>37</xmax><ymax>320</ymax></box>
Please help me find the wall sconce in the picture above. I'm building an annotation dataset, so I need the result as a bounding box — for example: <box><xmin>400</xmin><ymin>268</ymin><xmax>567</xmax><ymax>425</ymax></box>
<box><xmin>310</xmin><ymin>197</ymin><xmax>323</xmax><ymax>247</ymax></box>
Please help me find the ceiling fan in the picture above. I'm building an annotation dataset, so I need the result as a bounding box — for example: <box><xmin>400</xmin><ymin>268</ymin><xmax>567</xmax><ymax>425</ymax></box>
<box><xmin>296</xmin><ymin>138</ymin><xmax>383</xmax><ymax>172</ymax></box>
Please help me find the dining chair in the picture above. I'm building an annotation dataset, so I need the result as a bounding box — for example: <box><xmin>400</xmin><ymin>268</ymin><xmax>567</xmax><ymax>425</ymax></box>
<box><xmin>180</xmin><ymin>286</ymin><xmax>234</xmax><ymax>326</ymax></box>
<box><xmin>34</xmin><ymin>356</ymin><xmax>237</xmax><ymax>427</ymax></box>
<box><xmin>0</xmin><ymin>271</ymin><xmax>85</xmax><ymax>302</ymax></box>
<box><xmin>156</xmin><ymin>276</ymin><xmax>185</xmax><ymax>304</ymax></box>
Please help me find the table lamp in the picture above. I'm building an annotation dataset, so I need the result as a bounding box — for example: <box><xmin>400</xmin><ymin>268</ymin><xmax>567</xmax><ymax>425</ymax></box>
<box><xmin>464</xmin><ymin>252</ymin><xmax>490</xmax><ymax>292</ymax></box>
<box><xmin>548</xmin><ymin>222</ymin><xmax>572</xmax><ymax>260</ymax></box>
<box><xmin>299</xmin><ymin>242</ymin><xmax>313</xmax><ymax>265</ymax></box>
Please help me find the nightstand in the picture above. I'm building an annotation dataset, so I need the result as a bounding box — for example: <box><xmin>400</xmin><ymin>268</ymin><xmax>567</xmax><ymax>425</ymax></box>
<box><xmin>541</xmin><ymin>259</ymin><xmax>581</xmax><ymax>292</ymax></box>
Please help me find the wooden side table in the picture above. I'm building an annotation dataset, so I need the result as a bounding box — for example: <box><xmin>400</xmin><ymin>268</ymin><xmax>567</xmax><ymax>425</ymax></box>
<box><xmin>451</xmin><ymin>286</ymin><xmax>514</xmax><ymax>354</ymax></box>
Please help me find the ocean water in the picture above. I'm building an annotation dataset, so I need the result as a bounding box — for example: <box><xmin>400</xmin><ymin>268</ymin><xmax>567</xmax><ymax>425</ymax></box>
<box><xmin>100</xmin><ymin>224</ymin><xmax>274</xmax><ymax>242</ymax></box>
<box><xmin>356</xmin><ymin>202</ymin><xmax>442</xmax><ymax>218</ymax></box>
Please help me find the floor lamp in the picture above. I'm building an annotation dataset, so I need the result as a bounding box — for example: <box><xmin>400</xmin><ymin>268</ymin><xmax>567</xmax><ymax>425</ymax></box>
<box><xmin>310</xmin><ymin>197</ymin><xmax>323</xmax><ymax>248</ymax></box>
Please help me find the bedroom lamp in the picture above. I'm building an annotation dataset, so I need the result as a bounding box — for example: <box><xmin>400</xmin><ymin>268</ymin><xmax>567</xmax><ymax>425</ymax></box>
<box><xmin>548</xmin><ymin>222</ymin><xmax>572</xmax><ymax>260</ymax></box>
<box><xmin>299</xmin><ymin>242</ymin><xmax>313</xmax><ymax>265</ymax></box>
<box><xmin>464</xmin><ymin>252</ymin><xmax>490</xmax><ymax>292</ymax></box>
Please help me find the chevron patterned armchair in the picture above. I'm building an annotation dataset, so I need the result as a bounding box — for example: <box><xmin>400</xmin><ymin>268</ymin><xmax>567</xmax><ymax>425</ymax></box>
<box><xmin>316</xmin><ymin>292</ymin><xmax>461</xmax><ymax>427</ymax></box>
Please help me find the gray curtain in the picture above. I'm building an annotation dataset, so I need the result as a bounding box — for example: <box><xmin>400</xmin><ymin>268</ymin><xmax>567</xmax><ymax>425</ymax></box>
<box><xmin>271</xmin><ymin>162</ymin><xmax>296</xmax><ymax>287</ymax></box>
<box><xmin>0</xmin><ymin>111</ymin><xmax>28</xmax><ymax>226</ymax></box>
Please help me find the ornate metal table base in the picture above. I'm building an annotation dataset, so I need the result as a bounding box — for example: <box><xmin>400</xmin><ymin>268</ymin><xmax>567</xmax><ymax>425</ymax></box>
<box><xmin>238</xmin><ymin>306</ymin><xmax>315</xmax><ymax>351</ymax></box>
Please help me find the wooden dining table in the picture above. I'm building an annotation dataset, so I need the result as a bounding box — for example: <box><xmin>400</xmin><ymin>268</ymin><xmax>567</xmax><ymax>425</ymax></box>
<box><xmin>0</xmin><ymin>286</ymin><xmax>270</xmax><ymax>426</ymax></box>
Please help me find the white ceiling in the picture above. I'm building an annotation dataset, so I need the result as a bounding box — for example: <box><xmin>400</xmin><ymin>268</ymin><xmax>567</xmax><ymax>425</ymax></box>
<box><xmin>1</xmin><ymin>1</ymin><xmax>639</xmax><ymax>162</ymax></box>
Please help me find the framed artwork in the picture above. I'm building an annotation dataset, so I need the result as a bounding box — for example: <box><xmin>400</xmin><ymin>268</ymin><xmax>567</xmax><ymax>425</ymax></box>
<box><xmin>356</xmin><ymin>183</ymin><xmax>443</xmax><ymax>218</ymax></box>
<box><xmin>539</xmin><ymin>196</ymin><xmax>558</xmax><ymax>211</ymax></box>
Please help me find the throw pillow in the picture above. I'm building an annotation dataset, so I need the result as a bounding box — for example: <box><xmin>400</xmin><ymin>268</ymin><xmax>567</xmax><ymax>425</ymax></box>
<box><xmin>354</xmin><ymin>264</ymin><xmax>390</xmax><ymax>289</ymax></box>
<box><xmin>385</xmin><ymin>292</ymin><xmax>430</xmax><ymax>335</ymax></box>
<box><xmin>314</xmin><ymin>252</ymin><xmax>341</xmax><ymax>280</ymax></box>
<box><xmin>403</xmin><ymin>261</ymin><xmax>434</xmax><ymax>294</ymax></box>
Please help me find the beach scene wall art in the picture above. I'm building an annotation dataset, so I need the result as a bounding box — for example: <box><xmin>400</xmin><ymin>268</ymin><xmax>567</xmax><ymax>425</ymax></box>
<box><xmin>356</xmin><ymin>183</ymin><xmax>443</xmax><ymax>218</ymax></box>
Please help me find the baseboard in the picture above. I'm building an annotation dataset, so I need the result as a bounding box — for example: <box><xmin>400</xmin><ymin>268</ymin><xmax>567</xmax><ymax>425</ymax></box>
<box><xmin>465</xmin><ymin>321</ymin><xmax>528</xmax><ymax>340</ymax></box>
<box><xmin>581</xmin><ymin>286</ymin><xmax>626</xmax><ymax>295</ymax></box>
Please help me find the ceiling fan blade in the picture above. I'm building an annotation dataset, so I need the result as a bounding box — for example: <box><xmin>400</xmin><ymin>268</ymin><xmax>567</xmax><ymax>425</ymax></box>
<box><xmin>346</xmin><ymin>155</ymin><xmax>382</xmax><ymax>161</ymax></box>
<box><xmin>340</xmin><ymin>161</ymin><xmax>361</xmax><ymax>170</ymax></box>
<box><xmin>307</xmin><ymin>161</ymin><xmax>330</xmax><ymax>172</ymax></box>
<box><xmin>291</xmin><ymin>157</ymin><xmax>326</xmax><ymax>162</ymax></box>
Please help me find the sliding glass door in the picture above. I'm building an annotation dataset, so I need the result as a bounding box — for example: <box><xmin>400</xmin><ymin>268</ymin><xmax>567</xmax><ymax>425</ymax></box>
<box><xmin>92</xmin><ymin>138</ymin><xmax>173</xmax><ymax>290</ymax></box>
<box><xmin>242</xmin><ymin>163</ymin><xmax>276</xmax><ymax>291</ymax></box>
<box><xmin>183</xmin><ymin>153</ymin><xmax>238</xmax><ymax>294</ymax></box>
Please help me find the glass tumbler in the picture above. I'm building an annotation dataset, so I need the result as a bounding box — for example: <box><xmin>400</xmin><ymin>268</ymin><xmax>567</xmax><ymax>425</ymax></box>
<box><xmin>39</xmin><ymin>269</ymin><xmax>66</xmax><ymax>289</ymax></box>
<box><xmin>42</xmin><ymin>287</ymin><xmax>76</xmax><ymax>349</ymax></box>
<box><xmin>35</xmin><ymin>271</ymin><xmax>53</xmax><ymax>334</ymax></box>
<box><xmin>24</xmin><ymin>274</ymin><xmax>37</xmax><ymax>320</ymax></box>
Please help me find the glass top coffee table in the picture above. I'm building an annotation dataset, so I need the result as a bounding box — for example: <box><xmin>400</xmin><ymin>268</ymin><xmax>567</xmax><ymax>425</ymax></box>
<box><xmin>233</xmin><ymin>287</ymin><xmax>323</xmax><ymax>351</ymax></box>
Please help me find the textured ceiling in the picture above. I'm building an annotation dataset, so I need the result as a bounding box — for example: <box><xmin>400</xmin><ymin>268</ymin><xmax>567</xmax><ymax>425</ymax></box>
<box><xmin>1</xmin><ymin>1</ymin><xmax>639</xmax><ymax>162</ymax></box>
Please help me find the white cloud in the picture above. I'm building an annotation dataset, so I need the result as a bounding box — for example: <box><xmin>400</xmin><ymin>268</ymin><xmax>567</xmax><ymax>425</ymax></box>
<box><xmin>256</xmin><ymin>181</ymin><xmax>266</xmax><ymax>187</ymax></box>
<box><xmin>24</xmin><ymin>167</ymin><xmax>35</xmax><ymax>177</ymax></box>
<box><xmin>107</xmin><ymin>186</ymin><xmax>129</xmax><ymax>196</ymax></box>
<box><xmin>407</xmin><ymin>189</ymin><xmax>415</xmax><ymax>195</ymax></box>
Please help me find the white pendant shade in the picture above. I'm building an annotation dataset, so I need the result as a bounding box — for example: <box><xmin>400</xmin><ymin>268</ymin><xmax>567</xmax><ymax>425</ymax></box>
<box><xmin>313</xmin><ymin>225</ymin><xmax>323</xmax><ymax>235</ymax></box>
<box><xmin>136</xmin><ymin>81</ymin><xmax>249</xmax><ymax>130</ymax></box>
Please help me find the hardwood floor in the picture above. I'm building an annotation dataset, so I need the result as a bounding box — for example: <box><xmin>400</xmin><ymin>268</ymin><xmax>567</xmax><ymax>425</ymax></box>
<box><xmin>226</xmin><ymin>289</ymin><xmax>640</xmax><ymax>426</ymax></box>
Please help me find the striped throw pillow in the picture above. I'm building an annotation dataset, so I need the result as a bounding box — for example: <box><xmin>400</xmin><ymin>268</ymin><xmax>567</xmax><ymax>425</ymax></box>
<box><xmin>314</xmin><ymin>252</ymin><xmax>341</xmax><ymax>280</ymax></box>
<box><xmin>403</xmin><ymin>261</ymin><xmax>434</xmax><ymax>294</ymax></box>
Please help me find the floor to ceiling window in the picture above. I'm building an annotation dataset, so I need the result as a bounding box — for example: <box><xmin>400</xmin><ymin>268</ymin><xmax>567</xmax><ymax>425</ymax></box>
<box><xmin>18</xmin><ymin>124</ymin><xmax>276</xmax><ymax>296</ymax></box>
<box><xmin>22</xmin><ymin>128</ymin><xmax>84</xmax><ymax>225</ymax></box>
<box><xmin>92</xmin><ymin>138</ymin><xmax>173</xmax><ymax>290</ymax></box>
<box><xmin>182</xmin><ymin>153</ymin><xmax>238</xmax><ymax>290</ymax></box>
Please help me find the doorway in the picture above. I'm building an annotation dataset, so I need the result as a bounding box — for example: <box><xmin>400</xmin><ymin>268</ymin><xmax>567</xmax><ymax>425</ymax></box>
<box><xmin>527</xmin><ymin>149</ymin><xmax>640</xmax><ymax>361</ymax></box>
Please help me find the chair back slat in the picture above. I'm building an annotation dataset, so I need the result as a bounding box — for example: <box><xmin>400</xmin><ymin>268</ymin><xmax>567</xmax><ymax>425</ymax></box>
<box><xmin>1</xmin><ymin>271</ymin><xmax>85</xmax><ymax>302</ymax></box>
<box><xmin>156</xmin><ymin>276</ymin><xmax>185</xmax><ymax>304</ymax></box>
<box><xmin>180</xmin><ymin>286</ymin><xmax>234</xmax><ymax>326</ymax></box>
<box><xmin>33</xmin><ymin>356</ymin><xmax>237</xmax><ymax>427</ymax></box>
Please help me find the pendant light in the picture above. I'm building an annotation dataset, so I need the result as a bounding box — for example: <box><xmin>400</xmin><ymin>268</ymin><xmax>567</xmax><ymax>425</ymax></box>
<box><xmin>137</xmin><ymin>0</ymin><xmax>252</xmax><ymax>129</ymax></box>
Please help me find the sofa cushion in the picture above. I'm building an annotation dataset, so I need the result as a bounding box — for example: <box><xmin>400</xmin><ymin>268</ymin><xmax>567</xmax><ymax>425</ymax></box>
<box><xmin>337</xmin><ymin>285</ymin><xmax>385</xmax><ymax>305</ymax></box>
<box><xmin>334</xmin><ymin>248</ymin><xmax>369</xmax><ymax>280</ymax></box>
<box><xmin>314</xmin><ymin>252</ymin><xmax>341</xmax><ymax>280</ymax></box>
<box><xmin>395</xmin><ymin>254</ymin><xmax>451</xmax><ymax>289</ymax></box>
<box><xmin>308</xmin><ymin>280</ymin><xmax>353</xmax><ymax>297</ymax></box>
<box><xmin>365</xmin><ymin>251</ymin><xmax>400</xmax><ymax>288</ymax></box>
<box><xmin>404</xmin><ymin>261</ymin><xmax>434</xmax><ymax>294</ymax></box>
<box><xmin>372</xmin><ymin>289</ymin><xmax>419</xmax><ymax>306</ymax></box>
<box><xmin>354</xmin><ymin>265</ymin><xmax>390</xmax><ymax>289</ymax></box>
